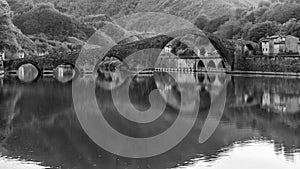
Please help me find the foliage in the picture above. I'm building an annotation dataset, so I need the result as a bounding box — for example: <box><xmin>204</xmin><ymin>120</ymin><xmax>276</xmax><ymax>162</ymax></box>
<box><xmin>260</xmin><ymin>3</ymin><xmax>300</xmax><ymax>23</ymax></box>
<box><xmin>217</xmin><ymin>20</ymin><xmax>242</xmax><ymax>39</ymax></box>
<box><xmin>30</xmin><ymin>0</ymin><xmax>261</xmax><ymax>21</ymax></box>
<box><xmin>7</xmin><ymin>0</ymin><xmax>33</xmax><ymax>15</ymax></box>
<box><xmin>203</xmin><ymin>15</ymin><xmax>230</xmax><ymax>33</ymax></box>
<box><xmin>247</xmin><ymin>21</ymin><xmax>280</xmax><ymax>42</ymax></box>
<box><xmin>0</xmin><ymin>0</ymin><xmax>37</xmax><ymax>58</ymax></box>
<box><xmin>258</xmin><ymin>0</ymin><xmax>271</xmax><ymax>7</ymax></box>
<box><xmin>281</xmin><ymin>18</ymin><xmax>300</xmax><ymax>37</ymax></box>
<box><xmin>194</xmin><ymin>15</ymin><xmax>209</xmax><ymax>30</ymax></box>
<box><xmin>214</xmin><ymin>0</ymin><xmax>300</xmax><ymax>41</ymax></box>
<box><xmin>13</xmin><ymin>3</ymin><xmax>95</xmax><ymax>41</ymax></box>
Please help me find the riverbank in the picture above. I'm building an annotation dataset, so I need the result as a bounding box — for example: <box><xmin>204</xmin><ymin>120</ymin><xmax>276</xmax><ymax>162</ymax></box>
<box><xmin>234</xmin><ymin>55</ymin><xmax>300</xmax><ymax>73</ymax></box>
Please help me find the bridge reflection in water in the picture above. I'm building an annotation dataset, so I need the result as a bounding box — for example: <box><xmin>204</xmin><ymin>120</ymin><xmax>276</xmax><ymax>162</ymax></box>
<box><xmin>16</xmin><ymin>64</ymin><xmax>77</xmax><ymax>83</ymax></box>
<box><xmin>0</xmin><ymin>72</ymin><xmax>300</xmax><ymax>169</ymax></box>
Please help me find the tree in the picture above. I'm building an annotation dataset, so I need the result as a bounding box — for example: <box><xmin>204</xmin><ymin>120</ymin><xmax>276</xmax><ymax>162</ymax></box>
<box><xmin>241</xmin><ymin>22</ymin><xmax>253</xmax><ymax>39</ymax></box>
<box><xmin>204</xmin><ymin>15</ymin><xmax>230</xmax><ymax>33</ymax></box>
<box><xmin>195</xmin><ymin>15</ymin><xmax>209</xmax><ymax>30</ymax></box>
<box><xmin>243</xmin><ymin>7</ymin><xmax>268</xmax><ymax>23</ymax></box>
<box><xmin>244</xmin><ymin>12</ymin><xmax>256</xmax><ymax>23</ymax></box>
<box><xmin>217</xmin><ymin>20</ymin><xmax>242</xmax><ymax>39</ymax></box>
<box><xmin>258</xmin><ymin>1</ymin><xmax>271</xmax><ymax>8</ymax></box>
<box><xmin>7</xmin><ymin>0</ymin><xmax>34</xmax><ymax>15</ymax></box>
<box><xmin>282</xmin><ymin>19</ymin><xmax>300</xmax><ymax>37</ymax></box>
<box><xmin>247</xmin><ymin>21</ymin><xmax>280</xmax><ymax>42</ymax></box>
<box><xmin>13</xmin><ymin>3</ymin><xmax>95</xmax><ymax>41</ymax></box>
<box><xmin>235</xmin><ymin>8</ymin><xmax>247</xmax><ymax>20</ymax></box>
<box><xmin>260</xmin><ymin>3</ymin><xmax>300</xmax><ymax>23</ymax></box>
<box><xmin>0</xmin><ymin>0</ymin><xmax>36</xmax><ymax>58</ymax></box>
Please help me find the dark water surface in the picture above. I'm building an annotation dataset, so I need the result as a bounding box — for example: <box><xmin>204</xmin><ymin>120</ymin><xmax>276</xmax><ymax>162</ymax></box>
<box><xmin>0</xmin><ymin>72</ymin><xmax>300</xmax><ymax>169</ymax></box>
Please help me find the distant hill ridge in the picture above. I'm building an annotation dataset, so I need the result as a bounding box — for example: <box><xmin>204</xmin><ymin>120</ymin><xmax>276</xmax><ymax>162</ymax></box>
<box><xmin>30</xmin><ymin>0</ymin><xmax>262</xmax><ymax>21</ymax></box>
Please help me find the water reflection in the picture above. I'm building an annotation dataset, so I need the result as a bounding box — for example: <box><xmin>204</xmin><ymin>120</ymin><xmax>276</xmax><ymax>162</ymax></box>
<box><xmin>0</xmin><ymin>156</ymin><xmax>48</xmax><ymax>169</ymax></box>
<box><xmin>17</xmin><ymin>64</ymin><xmax>40</xmax><ymax>83</ymax></box>
<box><xmin>0</xmin><ymin>73</ymin><xmax>299</xmax><ymax>168</ymax></box>
<box><xmin>54</xmin><ymin>65</ymin><xmax>76</xmax><ymax>83</ymax></box>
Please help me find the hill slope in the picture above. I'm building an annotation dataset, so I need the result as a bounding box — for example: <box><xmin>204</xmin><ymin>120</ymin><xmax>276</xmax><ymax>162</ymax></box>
<box><xmin>0</xmin><ymin>0</ymin><xmax>36</xmax><ymax>58</ymax></box>
<box><xmin>31</xmin><ymin>0</ymin><xmax>262</xmax><ymax>21</ymax></box>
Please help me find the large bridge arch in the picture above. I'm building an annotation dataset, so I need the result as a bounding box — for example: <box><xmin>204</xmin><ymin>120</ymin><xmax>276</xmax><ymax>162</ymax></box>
<box><xmin>102</xmin><ymin>28</ymin><xmax>234</xmax><ymax>70</ymax></box>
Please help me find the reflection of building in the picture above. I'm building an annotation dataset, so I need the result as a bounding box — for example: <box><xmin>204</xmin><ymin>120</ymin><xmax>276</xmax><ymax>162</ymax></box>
<box><xmin>0</xmin><ymin>53</ymin><xmax>4</xmax><ymax>75</ymax></box>
<box><xmin>262</xmin><ymin>92</ymin><xmax>300</xmax><ymax>114</ymax></box>
<box><xmin>262</xmin><ymin>92</ymin><xmax>270</xmax><ymax>106</ymax></box>
<box><xmin>56</xmin><ymin>65</ymin><xmax>75</xmax><ymax>83</ymax></box>
<box><xmin>0</xmin><ymin>52</ymin><xmax>5</xmax><ymax>60</ymax></box>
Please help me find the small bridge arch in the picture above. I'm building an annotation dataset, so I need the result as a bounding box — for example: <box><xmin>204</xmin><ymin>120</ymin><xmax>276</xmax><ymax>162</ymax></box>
<box><xmin>194</xmin><ymin>58</ymin><xmax>226</xmax><ymax>72</ymax></box>
<box><xmin>4</xmin><ymin>52</ymin><xmax>80</xmax><ymax>74</ymax></box>
<box><xmin>16</xmin><ymin>61</ymin><xmax>41</xmax><ymax>75</ymax></box>
<box><xmin>54</xmin><ymin>63</ymin><xmax>77</xmax><ymax>83</ymax></box>
<box><xmin>17</xmin><ymin>63</ymin><xmax>41</xmax><ymax>83</ymax></box>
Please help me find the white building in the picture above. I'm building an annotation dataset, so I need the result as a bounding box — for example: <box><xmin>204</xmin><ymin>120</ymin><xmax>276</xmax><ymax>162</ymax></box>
<box><xmin>260</xmin><ymin>35</ymin><xmax>300</xmax><ymax>55</ymax></box>
<box><xmin>261</xmin><ymin>39</ymin><xmax>271</xmax><ymax>55</ymax></box>
<box><xmin>0</xmin><ymin>52</ymin><xmax>5</xmax><ymax>60</ymax></box>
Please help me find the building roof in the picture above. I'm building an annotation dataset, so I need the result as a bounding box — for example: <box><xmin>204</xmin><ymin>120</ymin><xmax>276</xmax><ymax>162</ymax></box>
<box><xmin>286</xmin><ymin>35</ymin><xmax>299</xmax><ymax>39</ymax></box>
<box><xmin>260</xmin><ymin>35</ymin><xmax>300</xmax><ymax>43</ymax></box>
<box><xmin>260</xmin><ymin>38</ymin><xmax>272</xmax><ymax>42</ymax></box>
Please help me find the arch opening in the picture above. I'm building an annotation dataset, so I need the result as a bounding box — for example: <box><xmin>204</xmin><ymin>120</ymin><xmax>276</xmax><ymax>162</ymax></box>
<box><xmin>207</xmin><ymin>60</ymin><xmax>216</xmax><ymax>68</ymax></box>
<box><xmin>54</xmin><ymin>64</ymin><xmax>76</xmax><ymax>83</ymax></box>
<box><xmin>197</xmin><ymin>60</ymin><xmax>205</xmax><ymax>71</ymax></box>
<box><xmin>246</xmin><ymin>44</ymin><xmax>254</xmax><ymax>51</ymax></box>
<box><xmin>196</xmin><ymin>73</ymin><xmax>205</xmax><ymax>83</ymax></box>
<box><xmin>17</xmin><ymin>63</ymin><xmax>40</xmax><ymax>83</ymax></box>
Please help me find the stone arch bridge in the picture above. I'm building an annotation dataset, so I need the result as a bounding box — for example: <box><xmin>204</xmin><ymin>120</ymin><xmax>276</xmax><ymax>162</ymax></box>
<box><xmin>4</xmin><ymin>28</ymin><xmax>235</xmax><ymax>73</ymax></box>
<box><xmin>155</xmin><ymin>54</ymin><xmax>226</xmax><ymax>72</ymax></box>
<box><xmin>3</xmin><ymin>52</ymin><xmax>79</xmax><ymax>74</ymax></box>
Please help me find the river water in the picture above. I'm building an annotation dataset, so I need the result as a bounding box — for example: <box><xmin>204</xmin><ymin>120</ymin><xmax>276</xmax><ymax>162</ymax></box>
<box><xmin>0</xmin><ymin>71</ymin><xmax>300</xmax><ymax>169</ymax></box>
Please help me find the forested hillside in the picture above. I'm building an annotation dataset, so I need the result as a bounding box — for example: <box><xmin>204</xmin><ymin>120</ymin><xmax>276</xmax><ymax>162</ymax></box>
<box><xmin>0</xmin><ymin>0</ymin><xmax>36</xmax><ymax>58</ymax></box>
<box><xmin>17</xmin><ymin>0</ymin><xmax>262</xmax><ymax>21</ymax></box>
<box><xmin>4</xmin><ymin>0</ymin><xmax>300</xmax><ymax>58</ymax></box>
<box><xmin>200</xmin><ymin>0</ymin><xmax>300</xmax><ymax>42</ymax></box>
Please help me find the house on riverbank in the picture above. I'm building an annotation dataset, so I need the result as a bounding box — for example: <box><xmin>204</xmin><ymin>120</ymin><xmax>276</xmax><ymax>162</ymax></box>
<box><xmin>260</xmin><ymin>35</ymin><xmax>300</xmax><ymax>56</ymax></box>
